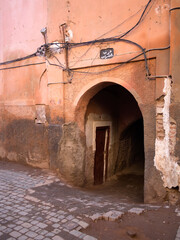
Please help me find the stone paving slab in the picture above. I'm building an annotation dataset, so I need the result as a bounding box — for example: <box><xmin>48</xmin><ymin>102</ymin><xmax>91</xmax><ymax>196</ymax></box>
<box><xmin>0</xmin><ymin>161</ymin><xmax>178</xmax><ymax>240</ymax></box>
<box><xmin>128</xmin><ymin>207</ymin><xmax>144</xmax><ymax>215</ymax></box>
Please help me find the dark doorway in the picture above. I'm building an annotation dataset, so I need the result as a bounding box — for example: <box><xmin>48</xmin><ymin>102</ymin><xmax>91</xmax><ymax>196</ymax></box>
<box><xmin>85</xmin><ymin>83</ymin><xmax>145</xmax><ymax>201</ymax></box>
<box><xmin>116</xmin><ymin>118</ymin><xmax>144</xmax><ymax>174</ymax></box>
<box><xmin>94</xmin><ymin>126</ymin><xmax>110</xmax><ymax>185</ymax></box>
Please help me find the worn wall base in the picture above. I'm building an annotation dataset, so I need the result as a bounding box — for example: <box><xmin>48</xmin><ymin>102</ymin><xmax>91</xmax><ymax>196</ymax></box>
<box><xmin>58</xmin><ymin>122</ymin><xmax>86</xmax><ymax>186</ymax></box>
<box><xmin>0</xmin><ymin>105</ymin><xmax>63</xmax><ymax>169</ymax></box>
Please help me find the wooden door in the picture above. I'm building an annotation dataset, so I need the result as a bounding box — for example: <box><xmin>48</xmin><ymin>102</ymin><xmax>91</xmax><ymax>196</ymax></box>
<box><xmin>94</xmin><ymin>126</ymin><xmax>110</xmax><ymax>185</ymax></box>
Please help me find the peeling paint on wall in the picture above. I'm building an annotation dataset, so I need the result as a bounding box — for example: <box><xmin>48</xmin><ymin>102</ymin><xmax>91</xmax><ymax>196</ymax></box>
<box><xmin>35</xmin><ymin>105</ymin><xmax>47</xmax><ymax>124</ymax></box>
<box><xmin>154</xmin><ymin>77</ymin><xmax>180</xmax><ymax>188</ymax></box>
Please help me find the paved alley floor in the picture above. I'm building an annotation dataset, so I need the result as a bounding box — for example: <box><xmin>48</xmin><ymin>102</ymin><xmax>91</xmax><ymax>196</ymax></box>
<box><xmin>0</xmin><ymin>160</ymin><xmax>179</xmax><ymax>240</ymax></box>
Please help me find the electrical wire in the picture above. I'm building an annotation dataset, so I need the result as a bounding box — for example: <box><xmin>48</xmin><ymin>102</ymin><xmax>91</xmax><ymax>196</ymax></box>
<box><xmin>169</xmin><ymin>7</ymin><xmax>180</xmax><ymax>12</ymax></box>
<box><xmin>0</xmin><ymin>62</ymin><xmax>46</xmax><ymax>71</ymax></box>
<box><xmin>0</xmin><ymin>0</ymin><xmax>152</xmax><ymax>70</ymax></box>
<box><xmin>96</xmin><ymin>6</ymin><xmax>144</xmax><ymax>40</ymax></box>
<box><xmin>41</xmin><ymin>0</ymin><xmax>153</xmax><ymax>52</ymax></box>
<box><xmin>0</xmin><ymin>53</ymin><xmax>37</xmax><ymax>66</ymax></box>
<box><xmin>72</xmin><ymin>48</ymin><xmax>101</xmax><ymax>81</ymax></box>
<box><xmin>0</xmin><ymin>45</ymin><xmax>170</xmax><ymax>74</ymax></box>
<box><xmin>0</xmin><ymin>0</ymin><xmax>163</xmax><ymax>79</ymax></box>
<box><xmin>45</xmin><ymin>58</ymin><xmax>66</xmax><ymax>70</ymax></box>
<box><xmin>69</xmin><ymin>38</ymin><xmax>150</xmax><ymax>76</ymax></box>
<box><xmin>68</xmin><ymin>45</ymin><xmax>170</xmax><ymax>75</ymax></box>
<box><xmin>69</xmin><ymin>4</ymin><xmax>148</xmax><ymax>67</ymax></box>
<box><xmin>51</xmin><ymin>54</ymin><xmax>66</xmax><ymax>69</ymax></box>
<box><xmin>68</xmin><ymin>2</ymin><xmax>150</xmax><ymax>67</ymax></box>
<box><xmin>69</xmin><ymin>43</ymin><xmax>95</xmax><ymax>68</ymax></box>
<box><xmin>46</xmin><ymin>0</ymin><xmax>152</xmax><ymax>49</ymax></box>
<box><xmin>119</xmin><ymin>0</ymin><xmax>152</xmax><ymax>39</ymax></box>
<box><xmin>113</xmin><ymin>0</ymin><xmax>156</xmax><ymax>38</ymax></box>
<box><xmin>69</xmin><ymin>54</ymin><xmax>143</xmax><ymax>75</ymax></box>
<box><xmin>39</xmin><ymin>68</ymin><xmax>47</xmax><ymax>87</ymax></box>
<box><xmin>0</xmin><ymin>0</ymin><xmax>152</xmax><ymax>69</ymax></box>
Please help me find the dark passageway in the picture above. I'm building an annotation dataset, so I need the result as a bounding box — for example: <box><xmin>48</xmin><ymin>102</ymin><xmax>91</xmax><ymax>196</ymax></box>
<box><xmin>85</xmin><ymin>83</ymin><xmax>145</xmax><ymax>202</ymax></box>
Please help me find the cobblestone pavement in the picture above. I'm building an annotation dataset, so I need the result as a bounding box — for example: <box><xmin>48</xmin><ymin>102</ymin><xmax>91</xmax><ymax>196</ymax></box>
<box><xmin>0</xmin><ymin>160</ymin><xmax>179</xmax><ymax>240</ymax></box>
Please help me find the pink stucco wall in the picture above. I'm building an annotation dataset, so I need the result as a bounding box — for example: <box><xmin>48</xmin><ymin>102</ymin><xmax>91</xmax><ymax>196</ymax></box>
<box><xmin>1</xmin><ymin>0</ymin><xmax>180</xmax><ymax>203</ymax></box>
<box><xmin>0</xmin><ymin>0</ymin><xmax>171</xmax><ymax>111</ymax></box>
<box><xmin>0</xmin><ymin>0</ymin><xmax>47</xmax><ymax>105</ymax></box>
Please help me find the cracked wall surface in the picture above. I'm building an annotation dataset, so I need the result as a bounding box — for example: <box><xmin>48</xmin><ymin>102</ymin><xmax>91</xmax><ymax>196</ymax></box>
<box><xmin>154</xmin><ymin>77</ymin><xmax>180</xmax><ymax>189</ymax></box>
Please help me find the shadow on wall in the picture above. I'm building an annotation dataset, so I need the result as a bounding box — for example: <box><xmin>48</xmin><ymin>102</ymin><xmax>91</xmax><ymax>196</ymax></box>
<box><xmin>115</xmin><ymin>118</ymin><xmax>145</xmax><ymax>175</ymax></box>
<box><xmin>84</xmin><ymin>83</ymin><xmax>144</xmax><ymax>185</ymax></box>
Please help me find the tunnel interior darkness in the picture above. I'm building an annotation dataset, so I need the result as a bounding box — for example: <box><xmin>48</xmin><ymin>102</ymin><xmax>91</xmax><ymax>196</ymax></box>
<box><xmin>85</xmin><ymin>83</ymin><xmax>145</xmax><ymax>195</ymax></box>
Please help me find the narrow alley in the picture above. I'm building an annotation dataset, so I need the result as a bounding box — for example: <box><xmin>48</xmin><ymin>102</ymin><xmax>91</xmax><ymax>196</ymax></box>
<box><xmin>0</xmin><ymin>160</ymin><xmax>179</xmax><ymax>240</ymax></box>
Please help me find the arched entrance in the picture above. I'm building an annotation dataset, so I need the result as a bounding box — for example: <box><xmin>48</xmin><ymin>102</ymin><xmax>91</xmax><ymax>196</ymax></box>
<box><xmin>84</xmin><ymin>83</ymin><xmax>145</xmax><ymax>195</ymax></box>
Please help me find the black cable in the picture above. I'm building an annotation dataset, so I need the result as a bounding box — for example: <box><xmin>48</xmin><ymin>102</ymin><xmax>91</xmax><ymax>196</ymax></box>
<box><xmin>94</xmin><ymin>5</ymin><xmax>144</xmax><ymax>40</ymax></box>
<box><xmin>69</xmin><ymin>45</ymin><xmax>170</xmax><ymax>75</ymax></box>
<box><xmin>64</xmin><ymin>1</ymin><xmax>154</xmax><ymax>69</ymax></box>
<box><xmin>113</xmin><ymin>0</ymin><xmax>155</xmax><ymax>39</ymax></box>
<box><xmin>52</xmin><ymin>54</ymin><xmax>65</xmax><ymax>68</ymax></box>
<box><xmin>69</xmin><ymin>39</ymin><xmax>150</xmax><ymax>76</ymax></box>
<box><xmin>69</xmin><ymin>53</ymin><xmax>144</xmax><ymax>75</ymax></box>
<box><xmin>39</xmin><ymin>69</ymin><xmax>47</xmax><ymax>87</ymax></box>
<box><xmin>58</xmin><ymin>38</ymin><xmax>150</xmax><ymax>76</ymax></box>
<box><xmin>0</xmin><ymin>0</ymin><xmax>163</xmax><ymax>77</ymax></box>
<box><xmin>0</xmin><ymin>53</ymin><xmax>37</xmax><ymax>66</ymax></box>
<box><xmin>47</xmin><ymin>0</ymin><xmax>152</xmax><ymax>49</ymax></box>
<box><xmin>46</xmin><ymin>59</ymin><xmax>66</xmax><ymax>70</ymax></box>
<box><xmin>145</xmin><ymin>45</ymin><xmax>170</xmax><ymax>53</ymax></box>
<box><xmin>119</xmin><ymin>0</ymin><xmax>152</xmax><ymax>38</ymax></box>
<box><xmin>169</xmin><ymin>7</ymin><xmax>180</xmax><ymax>12</ymax></box>
<box><xmin>121</xmin><ymin>39</ymin><xmax>150</xmax><ymax>75</ymax></box>
<box><xmin>0</xmin><ymin>45</ymin><xmax>169</xmax><ymax>82</ymax></box>
<box><xmin>0</xmin><ymin>62</ymin><xmax>46</xmax><ymax>71</ymax></box>
<box><xmin>0</xmin><ymin>0</ymin><xmax>152</xmax><ymax>69</ymax></box>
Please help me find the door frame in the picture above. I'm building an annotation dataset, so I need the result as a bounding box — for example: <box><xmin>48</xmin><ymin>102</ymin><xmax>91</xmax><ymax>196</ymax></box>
<box><xmin>92</xmin><ymin>121</ymin><xmax>112</xmax><ymax>151</ymax></box>
<box><xmin>94</xmin><ymin>125</ymin><xmax>110</xmax><ymax>184</ymax></box>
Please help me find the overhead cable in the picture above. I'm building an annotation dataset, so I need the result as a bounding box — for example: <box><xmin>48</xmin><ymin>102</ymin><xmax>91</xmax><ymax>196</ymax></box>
<box><xmin>119</xmin><ymin>0</ymin><xmax>152</xmax><ymax>38</ymax></box>
<box><xmin>68</xmin><ymin>45</ymin><xmax>170</xmax><ymax>76</ymax></box>
<box><xmin>0</xmin><ymin>53</ymin><xmax>37</xmax><ymax>66</ymax></box>
<box><xmin>0</xmin><ymin>62</ymin><xmax>46</xmax><ymax>71</ymax></box>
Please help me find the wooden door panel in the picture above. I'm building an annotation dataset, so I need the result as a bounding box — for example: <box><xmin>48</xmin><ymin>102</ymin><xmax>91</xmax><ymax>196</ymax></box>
<box><xmin>94</xmin><ymin>126</ymin><xmax>109</xmax><ymax>185</ymax></box>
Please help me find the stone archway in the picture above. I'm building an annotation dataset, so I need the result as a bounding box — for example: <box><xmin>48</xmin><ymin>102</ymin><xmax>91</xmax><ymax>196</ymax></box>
<box><xmin>82</xmin><ymin>83</ymin><xmax>145</xmax><ymax>191</ymax></box>
<box><xmin>58</xmin><ymin>78</ymin><xmax>145</xmax><ymax>200</ymax></box>
<box><xmin>74</xmin><ymin>78</ymin><xmax>142</xmax><ymax>131</ymax></box>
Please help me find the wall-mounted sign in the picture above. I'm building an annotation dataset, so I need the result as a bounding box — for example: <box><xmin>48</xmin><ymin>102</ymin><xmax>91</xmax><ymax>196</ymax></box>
<box><xmin>100</xmin><ymin>48</ymin><xmax>114</xmax><ymax>59</ymax></box>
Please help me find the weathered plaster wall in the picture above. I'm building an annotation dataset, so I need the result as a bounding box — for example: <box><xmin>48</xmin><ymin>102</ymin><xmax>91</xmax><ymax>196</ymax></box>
<box><xmin>47</xmin><ymin>0</ymin><xmax>170</xmax><ymax>68</ymax></box>
<box><xmin>1</xmin><ymin>0</ymin><xmax>178</xmax><ymax>203</ymax></box>
<box><xmin>45</xmin><ymin>0</ymin><xmax>170</xmax><ymax>126</ymax></box>
<box><xmin>147</xmin><ymin>0</ymin><xmax>180</xmax><ymax>204</ymax></box>
<box><xmin>154</xmin><ymin>77</ymin><xmax>179</xmax><ymax>188</ymax></box>
<box><xmin>58</xmin><ymin>60</ymin><xmax>157</xmax><ymax>190</ymax></box>
<box><xmin>0</xmin><ymin>0</ymin><xmax>58</xmax><ymax>168</ymax></box>
<box><xmin>58</xmin><ymin>122</ymin><xmax>85</xmax><ymax>186</ymax></box>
